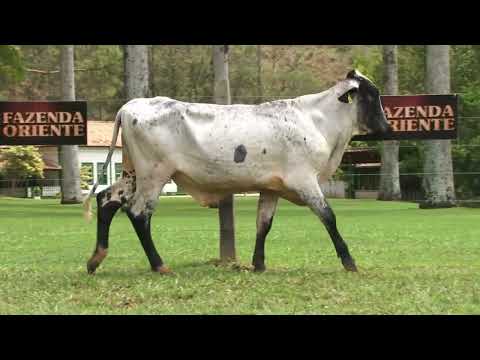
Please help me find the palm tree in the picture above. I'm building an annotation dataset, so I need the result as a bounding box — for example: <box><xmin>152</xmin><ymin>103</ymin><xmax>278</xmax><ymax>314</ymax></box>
<box><xmin>59</xmin><ymin>45</ymin><xmax>82</xmax><ymax>204</ymax></box>
<box><xmin>421</xmin><ymin>45</ymin><xmax>456</xmax><ymax>208</ymax></box>
<box><xmin>213</xmin><ymin>45</ymin><xmax>236</xmax><ymax>262</ymax></box>
<box><xmin>378</xmin><ymin>45</ymin><xmax>401</xmax><ymax>201</ymax></box>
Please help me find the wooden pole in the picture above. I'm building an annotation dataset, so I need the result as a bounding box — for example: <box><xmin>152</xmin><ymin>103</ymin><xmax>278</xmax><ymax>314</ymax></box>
<box><xmin>213</xmin><ymin>45</ymin><xmax>236</xmax><ymax>262</ymax></box>
<box><xmin>219</xmin><ymin>194</ymin><xmax>236</xmax><ymax>262</ymax></box>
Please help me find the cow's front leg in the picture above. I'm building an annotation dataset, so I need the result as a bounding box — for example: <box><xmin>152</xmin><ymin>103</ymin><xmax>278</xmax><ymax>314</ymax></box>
<box><xmin>295</xmin><ymin>181</ymin><xmax>357</xmax><ymax>272</ymax></box>
<box><xmin>252</xmin><ymin>191</ymin><xmax>279</xmax><ymax>272</ymax></box>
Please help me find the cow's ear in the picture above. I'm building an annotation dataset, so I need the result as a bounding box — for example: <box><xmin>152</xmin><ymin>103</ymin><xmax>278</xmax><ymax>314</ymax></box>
<box><xmin>338</xmin><ymin>79</ymin><xmax>359</xmax><ymax>104</ymax></box>
<box><xmin>346</xmin><ymin>69</ymin><xmax>358</xmax><ymax>79</ymax></box>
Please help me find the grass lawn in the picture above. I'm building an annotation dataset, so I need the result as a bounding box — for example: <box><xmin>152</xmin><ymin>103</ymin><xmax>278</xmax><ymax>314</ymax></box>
<box><xmin>0</xmin><ymin>196</ymin><xmax>479</xmax><ymax>314</ymax></box>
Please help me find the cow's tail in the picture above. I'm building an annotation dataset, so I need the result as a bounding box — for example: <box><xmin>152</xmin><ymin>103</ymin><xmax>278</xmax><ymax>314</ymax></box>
<box><xmin>83</xmin><ymin>110</ymin><xmax>123</xmax><ymax>222</ymax></box>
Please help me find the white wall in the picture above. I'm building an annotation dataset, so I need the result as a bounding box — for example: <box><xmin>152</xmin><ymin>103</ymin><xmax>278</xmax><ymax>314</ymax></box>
<box><xmin>79</xmin><ymin>146</ymin><xmax>177</xmax><ymax>194</ymax></box>
<box><xmin>79</xmin><ymin>147</ymin><xmax>122</xmax><ymax>194</ymax></box>
<box><xmin>320</xmin><ymin>180</ymin><xmax>346</xmax><ymax>198</ymax></box>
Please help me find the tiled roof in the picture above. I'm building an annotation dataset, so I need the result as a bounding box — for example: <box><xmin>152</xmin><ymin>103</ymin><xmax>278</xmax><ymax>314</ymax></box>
<box><xmin>43</xmin><ymin>158</ymin><xmax>61</xmax><ymax>170</ymax></box>
<box><xmin>85</xmin><ymin>120</ymin><xmax>122</xmax><ymax>147</ymax></box>
<box><xmin>0</xmin><ymin>120</ymin><xmax>121</xmax><ymax>148</ymax></box>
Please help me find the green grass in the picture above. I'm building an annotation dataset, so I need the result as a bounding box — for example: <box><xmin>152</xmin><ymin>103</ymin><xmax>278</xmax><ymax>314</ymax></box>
<box><xmin>0</xmin><ymin>196</ymin><xmax>479</xmax><ymax>314</ymax></box>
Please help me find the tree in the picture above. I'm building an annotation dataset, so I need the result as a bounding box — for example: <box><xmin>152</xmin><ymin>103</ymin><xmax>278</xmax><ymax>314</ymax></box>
<box><xmin>0</xmin><ymin>45</ymin><xmax>25</xmax><ymax>93</ymax></box>
<box><xmin>59</xmin><ymin>45</ymin><xmax>83</xmax><ymax>204</ymax></box>
<box><xmin>213</xmin><ymin>45</ymin><xmax>236</xmax><ymax>263</ymax></box>
<box><xmin>125</xmin><ymin>45</ymin><xmax>150</xmax><ymax>98</ymax></box>
<box><xmin>378</xmin><ymin>45</ymin><xmax>401</xmax><ymax>201</ymax></box>
<box><xmin>0</xmin><ymin>146</ymin><xmax>44</xmax><ymax>193</ymax></box>
<box><xmin>450</xmin><ymin>45</ymin><xmax>480</xmax><ymax>199</ymax></box>
<box><xmin>256</xmin><ymin>45</ymin><xmax>263</xmax><ymax>103</ymax></box>
<box><xmin>420</xmin><ymin>45</ymin><xmax>456</xmax><ymax>208</ymax></box>
<box><xmin>80</xmin><ymin>164</ymin><xmax>93</xmax><ymax>190</ymax></box>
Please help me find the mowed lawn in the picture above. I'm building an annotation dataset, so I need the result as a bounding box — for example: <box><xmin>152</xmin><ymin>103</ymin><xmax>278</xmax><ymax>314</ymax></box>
<box><xmin>0</xmin><ymin>196</ymin><xmax>479</xmax><ymax>314</ymax></box>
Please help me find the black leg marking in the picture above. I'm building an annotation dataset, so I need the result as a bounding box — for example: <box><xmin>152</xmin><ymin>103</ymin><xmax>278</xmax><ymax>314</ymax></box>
<box><xmin>87</xmin><ymin>189</ymin><xmax>121</xmax><ymax>274</ymax></box>
<box><xmin>252</xmin><ymin>216</ymin><xmax>273</xmax><ymax>272</ymax></box>
<box><xmin>316</xmin><ymin>201</ymin><xmax>357</xmax><ymax>272</ymax></box>
<box><xmin>252</xmin><ymin>193</ymin><xmax>278</xmax><ymax>272</ymax></box>
<box><xmin>126</xmin><ymin>210</ymin><xmax>169</xmax><ymax>273</ymax></box>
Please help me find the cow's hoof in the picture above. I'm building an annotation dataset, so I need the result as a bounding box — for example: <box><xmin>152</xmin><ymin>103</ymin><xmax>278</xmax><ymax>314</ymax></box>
<box><xmin>342</xmin><ymin>258</ymin><xmax>358</xmax><ymax>272</ymax></box>
<box><xmin>87</xmin><ymin>261</ymin><xmax>98</xmax><ymax>274</ymax></box>
<box><xmin>252</xmin><ymin>264</ymin><xmax>266</xmax><ymax>273</ymax></box>
<box><xmin>153</xmin><ymin>265</ymin><xmax>174</xmax><ymax>275</ymax></box>
<box><xmin>87</xmin><ymin>248</ymin><xmax>107</xmax><ymax>275</ymax></box>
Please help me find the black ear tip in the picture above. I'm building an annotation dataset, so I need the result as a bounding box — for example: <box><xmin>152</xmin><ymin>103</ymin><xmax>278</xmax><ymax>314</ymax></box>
<box><xmin>346</xmin><ymin>69</ymin><xmax>357</xmax><ymax>79</ymax></box>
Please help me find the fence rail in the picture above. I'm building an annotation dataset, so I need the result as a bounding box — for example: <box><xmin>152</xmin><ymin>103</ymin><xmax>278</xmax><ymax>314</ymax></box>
<box><xmin>0</xmin><ymin>179</ymin><xmax>63</xmax><ymax>198</ymax></box>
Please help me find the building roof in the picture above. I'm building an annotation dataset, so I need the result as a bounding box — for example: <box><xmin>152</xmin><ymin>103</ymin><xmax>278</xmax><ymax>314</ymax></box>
<box><xmin>43</xmin><ymin>158</ymin><xmax>61</xmax><ymax>170</ymax></box>
<box><xmin>341</xmin><ymin>147</ymin><xmax>380</xmax><ymax>165</ymax></box>
<box><xmin>85</xmin><ymin>120</ymin><xmax>122</xmax><ymax>147</ymax></box>
<box><xmin>0</xmin><ymin>120</ymin><xmax>121</xmax><ymax>148</ymax></box>
<box><xmin>355</xmin><ymin>162</ymin><xmax>382</xmax><ymax>168</ymax></box>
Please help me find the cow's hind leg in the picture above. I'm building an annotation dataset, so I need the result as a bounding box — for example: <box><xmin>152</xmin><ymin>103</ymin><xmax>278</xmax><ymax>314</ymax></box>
<box><xmin>87</xmin><ymin>176</ymin><xmax>134</xmax><ymax>274</ymax></box>
<box><xmin>125</xmin><ymin>171</ymin><xmax>172</xmax><ymax>274</ymax></box>
<box><xmin>252</xmin><ymin>191</ymin><xmax>279</xmax><ymax>272</ymax></box>
<box><xmin>294</xmin><ymin>180</ymin><xmax>357</xmax><ymax>272</ymax></box>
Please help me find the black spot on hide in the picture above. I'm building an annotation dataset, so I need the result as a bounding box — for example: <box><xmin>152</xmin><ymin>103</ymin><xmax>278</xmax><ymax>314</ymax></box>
<box><xmin>234</xmin><ymin>145</ymin><xmax>247</xmax><ymax>163</ymax></box>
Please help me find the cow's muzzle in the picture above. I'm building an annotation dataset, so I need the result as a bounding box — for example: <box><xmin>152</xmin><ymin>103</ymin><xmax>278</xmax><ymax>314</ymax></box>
<box><xmin>377</xmin><ymin>115</ymin><xmax>392</xmax><ymax>134</ymax></box>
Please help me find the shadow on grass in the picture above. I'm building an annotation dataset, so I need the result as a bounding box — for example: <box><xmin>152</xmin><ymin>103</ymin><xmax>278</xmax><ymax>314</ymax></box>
<box><xmin>160</xmin><ymin>259</ymin><xmax>353</xmax><ymax>278</ymax></box>
<box><xmin>86</xmin><ymin>263</ymin><xmax>342</xmax><ymax>278</ymax></box>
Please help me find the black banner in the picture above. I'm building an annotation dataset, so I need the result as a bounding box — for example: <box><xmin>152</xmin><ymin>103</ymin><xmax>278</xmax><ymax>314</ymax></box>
<box><xmin>0</xmin><ymin>101</ymin><xmax>87</xmax><ymax>145</ymax></box>
<box><xmin>352</xmin><ymin>94</ymin><xmax>458</xmax><ymax>141</ymax></box>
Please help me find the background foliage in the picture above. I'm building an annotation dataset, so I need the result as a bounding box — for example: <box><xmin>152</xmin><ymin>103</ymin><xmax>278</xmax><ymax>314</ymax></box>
<box><xmin>1</xmin><ymin>45</ymin><xmax>480</xmax><ymax>196</ymax></box>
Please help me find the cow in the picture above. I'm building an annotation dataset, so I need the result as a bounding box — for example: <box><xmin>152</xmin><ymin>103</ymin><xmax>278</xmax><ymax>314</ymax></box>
<box><xmin>83</xmin><ymin>69</ymin><xmax>391</xmax><ymax>275</ymax></box>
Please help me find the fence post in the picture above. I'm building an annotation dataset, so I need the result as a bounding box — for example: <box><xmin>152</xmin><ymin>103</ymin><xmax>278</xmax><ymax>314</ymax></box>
<box><xmin>218</xmin><ymin>195</ymin><xmax>236</xmax><ymax>262</ymax></box>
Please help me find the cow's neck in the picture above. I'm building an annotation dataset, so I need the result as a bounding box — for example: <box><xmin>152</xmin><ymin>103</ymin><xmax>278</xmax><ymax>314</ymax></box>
<box><xmin>298</xmin><ymin>92</ymin><xmax>356</xmax><ymax>149</ymax></box>
<box><xmin>297</xmin><ymin>91</ymin><xmax>357</xmax><ymax>178</ymax></box>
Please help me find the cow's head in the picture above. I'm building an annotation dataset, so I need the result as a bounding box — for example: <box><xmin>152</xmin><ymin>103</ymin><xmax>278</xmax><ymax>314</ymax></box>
<box><xmin>338</xmin><ymin>69</ymin><xmax>391</xmax><ymax>135</ymax></box>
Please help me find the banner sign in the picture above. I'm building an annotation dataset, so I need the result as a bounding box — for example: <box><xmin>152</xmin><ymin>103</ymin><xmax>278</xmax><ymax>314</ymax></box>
<box><xmin>0</xmin><ymin>101</ymin><xmax>87</xmax><ymax>145</ymax></box>
<box><xmin>352</xmin><ymin>94</ymin><xmax>458</xmax><ymax>141</ymax></box>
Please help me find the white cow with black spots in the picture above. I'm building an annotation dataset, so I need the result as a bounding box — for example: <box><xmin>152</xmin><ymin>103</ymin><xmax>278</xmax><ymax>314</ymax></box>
<box><xmin>84</xmin><ymin>70</ymin><xmax>391</xmax><ymax>274</ymax></box>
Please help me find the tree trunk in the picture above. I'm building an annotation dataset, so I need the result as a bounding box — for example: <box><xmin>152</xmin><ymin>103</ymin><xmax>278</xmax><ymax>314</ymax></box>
<box><xmin>10</xmin><ymin>179</ymin><xmax>16</xmax><ymax>196</ymax></box>
<box><xmin>256</xmin><ymin>45</ymin><xmax>263</xmax><ymax>104</ymax></box>
<box><xmin>378</xmin><ymin>45</ymin><xmax>401</xmax><ymax>201</ymax></box>
<box><xmin>121</xmin><ymin>45</ymin><xmax>128</xmax><ymax>99</ymax></box>
<box><xmin>59</xmin><ymin>45</ymin><xmax>83</xmax><ymax>204</ymax></box>
<box><xmin>420</xmin><ymin>45</ymin><xmax>456</xmax><ymax>209</ymax></box>
<box><xmin>149</xmin><ymin>45</ymin><xmax>156</xmax><ymax>96</ymax></box>
<box><xmin>125</xmin><ymin>45</ymin><xmax>150</xmax><ymax>99</ymax></box>
<box><xmin>213</xmin><ymin>45</ymin><xmax>236</xmax><ymax>262</ymax></box>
